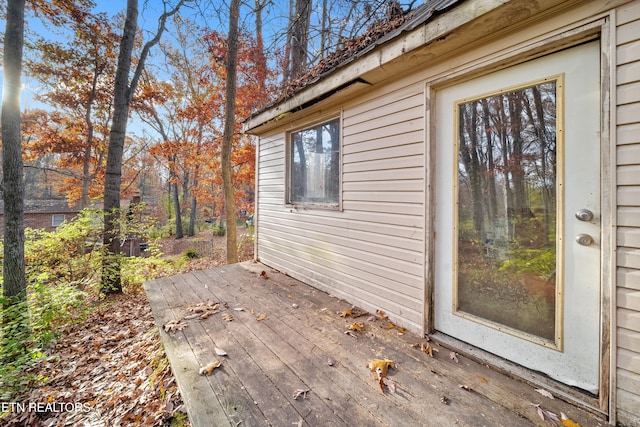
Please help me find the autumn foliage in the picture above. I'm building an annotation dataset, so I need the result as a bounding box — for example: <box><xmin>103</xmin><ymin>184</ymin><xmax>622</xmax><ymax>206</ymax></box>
<box><xmin>142</xmin><ymin>24</ymin><xmax>275</xmax><ymax>227</ymax></box>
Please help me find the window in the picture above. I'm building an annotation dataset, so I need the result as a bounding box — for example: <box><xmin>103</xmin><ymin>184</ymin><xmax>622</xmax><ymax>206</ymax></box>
<box><xmin>288</xmin><ymin>118</ymin><xmax>341</xmax><ymax>206</ymax></box>
<box><xmin>52</xmin><ymin>214</ymin><xmax>66</xmax><ymax>227</ymax></box>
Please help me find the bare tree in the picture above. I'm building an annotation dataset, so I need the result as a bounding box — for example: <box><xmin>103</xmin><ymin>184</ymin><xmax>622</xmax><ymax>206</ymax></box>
<box><xmin>286</xmin><ymin>0</ymin><xmax>312</xmax><ymax>81</ymax></box>
<box><xmin>2</xmin><ymin>0</ymin><xmax>26</xmax><ymax>303</ymax></box>
<box><xmin>102</xmin><ymin>0</ymin><xmax>187</xmax><ymax>294</ymax></box>
<box><xmin>221</xmin><ymin>0</ymin><xmax>241</xmax><ymax>263</ymax></box>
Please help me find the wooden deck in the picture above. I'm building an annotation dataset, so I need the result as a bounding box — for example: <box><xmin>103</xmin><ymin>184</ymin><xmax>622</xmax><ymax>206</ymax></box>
<box><xmin>144</xmin><ymin>262</ymin><xmax>607</xmax><ymax>427</ymax></box>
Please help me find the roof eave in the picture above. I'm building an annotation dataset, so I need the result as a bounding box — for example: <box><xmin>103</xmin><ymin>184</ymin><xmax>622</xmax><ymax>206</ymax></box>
<box><xmin>243</xmin><ymin>0</ymin><xmax>512</xmax><ymax>134</ymax></box>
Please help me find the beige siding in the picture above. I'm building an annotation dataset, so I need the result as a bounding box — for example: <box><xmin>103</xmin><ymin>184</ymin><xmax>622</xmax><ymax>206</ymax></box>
<box><xmin>616</xmin><ymin>2</ymin><xmax>640</xmax><ymax>425</ymax></box>
<box><xmin>253</xmin><ymin>1</ymin><xmax>640</xmax><ymax>422</ymax></box>
<box><xmin>256</xmin><ymin>80</ymin><xmax>426</xmax><ymax>333</ymax></box>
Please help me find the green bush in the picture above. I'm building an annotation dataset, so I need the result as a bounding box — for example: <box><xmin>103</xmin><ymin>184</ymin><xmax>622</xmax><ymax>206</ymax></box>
<box><xmin>24</xmin><ymin>208</ymin><xmax>103</xmax><ymax>288</ymax></box>
<box><xmin>0</xmin><ymin>206</ymin><xmax>171</xmax><ymax>400</ymax></box>
<box><xmin>212</xmin><ymin>221</ymin><xmax>226</xmax><ymax>236</ymax></box>
<box><xmin>183</xmin><ymin>249</ymin><xmax>200</xmax><ymax>259</ymax></box>
<box><xmin>0</xmin><ymin>282</ymin><xmax>86</xmax><ymax>400</ymax></box>
<box><xmin>499</xmin><ymin>247</ymin><xmax>556</xmax><ymax>279</ymax></box>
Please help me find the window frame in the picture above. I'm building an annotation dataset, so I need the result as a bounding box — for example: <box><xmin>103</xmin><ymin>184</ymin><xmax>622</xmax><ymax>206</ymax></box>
<box><xmin>52</xmin><ymin>214</ymin><xmax>66</xmax><ymax>227</ymax></box>
<box><xmin>285</xmin><ymin>115</ymin><xmax>342</xmax><ymax>210</ymax></box>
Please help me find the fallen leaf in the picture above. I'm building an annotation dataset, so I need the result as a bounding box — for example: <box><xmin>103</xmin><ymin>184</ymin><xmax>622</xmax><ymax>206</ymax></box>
<box><xmin>183</xmin><ymin>313</ymin><xmax>202</xmax><ymax>320</ymax></box>
<box><xmin>222</xmin><ymin>313</ymin><xmax>234</xmax><ymax>322</ymax></box>
<box><xmin>344</xmin><ymin>330</ymin><xmax>358</xmax><ymax>338</ymax></box>
<box><xmin>530</xmin><ymin>403</ymin><xmax>560</xmax><ymax>424</ymax></box>
<box><xmin>416</xmin><ymin>342</ymin><xmax>438</xmax><ymax>357</ymax></box>
<box><xmin>349</xmin><ymin>322</ymin><xmax>364</xmax><ymax>331</ymax></box>
<box><xmin>256</xmin><ymin>313</ymin><xmax>267</xmax><ymax>321</ymax></box>
<box><xmin>376</xmin><ymin>309</ymin><xmax>389</xmax><ymax>321</ymax></box>
<box><xmin>535</xmin><ymin>388</ymin><xmax>554</xmax><ymax>399</ymax></box>
<box><xmin>340</xmin><ymin>309</ymin><xmax>353</xmax><ymax>318</ymax></box>
<box><xmin>561</xmin><ymin>412</ymin><xmax>581</xmax><ymax>427</ymax></box>
<box><xmin>292</xmin><ymin>388</ymin><xmax>310</xmax><ymax>400</ymax></box>
<box><xmin>478</xmin><ymin>375</ymin><xmax>488</xmax><ymax>384</ymax></box>
<box><xmin>214</xmin><ymin>347</ymin><xmax>228</xmax><ymax>357</ymax></box>
<box><xmin>381</xmin><ymin>377</ymin><xmax>396</xmax><ymax>393</ymax></box>
<box><xmin>366</xmin><ymin>358</ymin><xmax>396</xmax><ymax>377</ymax></box>
<box><xmin>199</xmin><ymin>359</ymin><xmax>222</xmax><ymax>376</ymax></box>
<box><xmin>395</xmin><ymin>327</ymin><xmax>405</xmax><ymax>334</ymax></box>
<box><xmin>163</xmin><ymin>320</ymin><xmax>187</xmax><ymax>333</ymax></box>
<box><xmin>385</xmin><ymin>322</ymin><xmax>396</xmax><ymax>330</ymax></box>
<box><xmin>260</xmin><ymin>270</ymin><xmax>268</xmax><ymax>279</ymax></box>
<box><xmin>449</xmin><ymin>352</ymin><xmax>459</xmax><ymax>363</ymax></box>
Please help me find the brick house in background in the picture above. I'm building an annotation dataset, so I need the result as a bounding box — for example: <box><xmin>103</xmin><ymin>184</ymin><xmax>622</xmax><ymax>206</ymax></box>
<box><xmin>0</xmin><ymin>199</ymin><xmax>82</xmax><ymax>234</ymax></box>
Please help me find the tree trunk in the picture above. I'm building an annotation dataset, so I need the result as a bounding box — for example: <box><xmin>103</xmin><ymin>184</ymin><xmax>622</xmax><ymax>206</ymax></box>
<box><xmin>2</xmin><ymin>0</ymin><xmax>27</xmax><ymax>302</ymax></box>
<box><xmin>189</xmin><ymin>194</ymin><xmax>197</xmax><ymax>237</ymax></box>
<box><xmin>102</xmin><ymin>0</ymin><xmax>138</xmax><ymax>294</ymax></box>
<box><xmin>481</xmin><ymin>99</ymin><xmax>498</xmax><ymax>222</ymax></box>
<box><xmin>289</xmin><ymin>0</ymin><xmax>312</xmax><ymax>80</ymax></box>
<box><xmin>101</xmin><ymin>0</ymin><xmax>186</xmax><ymax>293</ymax></box>
<box><xmin>222</xmin><ymin>0</ymin><xmax>241</xmax><ymax>264</ymax></box>
<box><xmin>283</xmin><ymin>0</ymin><xmax>294</xmax><ymax>82</ymax></box>
<box><xmin>81</xmin><ymin>66</ymin><xmax>101</xmax><ymax>208</ymax></box>
<box><xmin>188</xmin><ymin>164</ymin><xmax>199</xmax><ymax>237</ymax></box>
<box><xmin>254</xmin><ymin>0</ymin><xmax>267</xmax><ymax>88</ymax></box>
<box><xmin>172</xmin><ymin>161</ymin><xmax>183</xmax><ymax>239</ymax></box>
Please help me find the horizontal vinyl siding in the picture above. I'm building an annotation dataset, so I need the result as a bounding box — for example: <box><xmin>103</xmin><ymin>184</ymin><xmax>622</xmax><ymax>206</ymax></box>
<box><xmin>256</xmin><ymin>81</ymin><xmax>426</xmax><ymax>332</ymax></box>
<box><xmin>616</xmin><ymin>2</ymin><xmax>640</xmax><ymax>425</ymax></box>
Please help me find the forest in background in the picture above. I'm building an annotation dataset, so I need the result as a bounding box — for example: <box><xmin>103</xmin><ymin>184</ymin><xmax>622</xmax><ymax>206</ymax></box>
<box><xmin>3</xmin><ymin>0</ymin><xmax>416</xmax><ymax>234</ymax></box>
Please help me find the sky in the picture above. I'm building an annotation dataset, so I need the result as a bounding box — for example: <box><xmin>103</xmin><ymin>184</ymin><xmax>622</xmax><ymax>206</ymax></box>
<box><xmin>1</xmin><ymin>0</ymin><xmax>288</xmax><ymax>114</ymax></box>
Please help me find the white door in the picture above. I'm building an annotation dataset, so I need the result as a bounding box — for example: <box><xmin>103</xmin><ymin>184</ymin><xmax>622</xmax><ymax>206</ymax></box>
<box><xmin>434</xmin><ymin>41</ymin><xmax>601</xmax><ymax>393</ymax></box>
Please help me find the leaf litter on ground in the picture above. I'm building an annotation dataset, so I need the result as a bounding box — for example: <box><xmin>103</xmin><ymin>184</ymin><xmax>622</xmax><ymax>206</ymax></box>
<box><xmin>2</xmin><ymin>292</ymin><xmax>188</xmax><ymax>426</ymax></box>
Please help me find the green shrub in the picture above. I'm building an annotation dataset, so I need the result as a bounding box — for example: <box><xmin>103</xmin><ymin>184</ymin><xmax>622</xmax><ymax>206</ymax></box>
<box><xmin>0</xmin><ymin>282</ymin><xmax>86</xmax><ymax>401</ymax></box>
<box><xmin>24</xmin><ymin>208</ymin><xmax>103</xmax><ymax>289</ymax></box>
<box><xmin>183</xmin><ymin>249</ymin><xmax>200</xmax><ymax>259</ymax></box>
<box><xmin>499</xmin><ymin>247</ymin><xmax>556</xmax><ymax>279</ymax></box>
<box><xmin>212</xmin><ymin>221</ymin><xmax>226</xmax><ymax>236</ymax></box>
<box><xmin>121</xmin><ymin>244</ymin><xmax>175</xmax><ymax>290</ymax></box>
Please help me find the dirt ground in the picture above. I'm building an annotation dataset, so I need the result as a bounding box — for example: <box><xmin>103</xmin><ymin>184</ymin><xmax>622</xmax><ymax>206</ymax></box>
<box><xmin>159</xmin><ymin>227</ymin><xmax>255</xmax><ymax>269</ymax></box>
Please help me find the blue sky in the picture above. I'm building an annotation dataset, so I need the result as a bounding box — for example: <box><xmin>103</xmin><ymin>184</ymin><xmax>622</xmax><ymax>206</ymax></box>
<box><xmin>2</xmin><ymin>1</ymin><xmax>289</xmax><ymax>115</ymax></box>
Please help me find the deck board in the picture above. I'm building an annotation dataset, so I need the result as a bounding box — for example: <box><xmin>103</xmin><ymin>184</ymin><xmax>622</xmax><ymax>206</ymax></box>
<box><xmin>144</xmin><ymin>262</ymin><xmax>608</xmax><ymax>427</ymax></box>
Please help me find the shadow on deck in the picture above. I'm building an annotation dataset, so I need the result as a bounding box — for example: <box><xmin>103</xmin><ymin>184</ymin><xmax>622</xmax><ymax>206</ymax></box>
<box><xmin>144</xmin><ymin>262</ymin><xmax>606</xmax><ymax>427</ymax></box>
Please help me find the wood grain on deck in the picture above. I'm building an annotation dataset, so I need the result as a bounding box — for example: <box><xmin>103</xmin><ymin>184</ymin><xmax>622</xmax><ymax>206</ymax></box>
<box><xmin>144</xmin><ymin>262</ymin><xmax>606</xmax><ymax>427</ymax></box>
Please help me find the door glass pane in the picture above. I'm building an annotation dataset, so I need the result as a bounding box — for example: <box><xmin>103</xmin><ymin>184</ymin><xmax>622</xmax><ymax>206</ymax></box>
<box><xmin>455</xmin><ymin>80</ymin><xmax>558</xmax><ymax>342</ymax></box>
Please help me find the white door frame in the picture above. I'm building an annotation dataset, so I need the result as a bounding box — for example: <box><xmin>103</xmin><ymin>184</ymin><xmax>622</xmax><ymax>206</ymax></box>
<box><xmin>424</xmin><ymin>20</ymin><xmax>613</xmax><ymax>414</ymax></box>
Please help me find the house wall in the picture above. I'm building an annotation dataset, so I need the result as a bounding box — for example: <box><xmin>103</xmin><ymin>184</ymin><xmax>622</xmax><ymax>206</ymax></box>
<box><xmin>615</xmin><ymin>2</ymin><xmax>640</xmax><ymax>425</ymax></box>
<box><xmin>0</xmin><ymin>212</ymin><xmax>75</xmax><ymax>234</ymax></box>
<box><xmin>256</xmin><ymin>80</ymin><xmax>426</xmax><ymax>332</ymax></box>
<box><xmin>254</xmin><ymin>0</ymin><xmax>640</xmax><ymax>423</ymax></box>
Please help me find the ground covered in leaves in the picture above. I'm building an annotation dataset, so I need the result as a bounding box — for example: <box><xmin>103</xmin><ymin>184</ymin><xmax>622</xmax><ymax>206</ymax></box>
<box><xmin>2</xmin><ymin>231</ymin><xmax>254</xmax><ymax>426</ymax></box>
<box><xmin>3</xmin><ymin>292</ymin><xmax>189</xmax><ymax>426</ymax></box>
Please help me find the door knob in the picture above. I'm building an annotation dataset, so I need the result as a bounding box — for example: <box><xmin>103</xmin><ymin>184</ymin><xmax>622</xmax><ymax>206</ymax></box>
<box><xmin>575</xmin><ymin>209</ymin><xmax>594</xmax><ymax>222</ymax></box>
<box><xmin>576</xmin><ymin>233</ymin><xmax>594</xmax><ymax>246</ymax></box>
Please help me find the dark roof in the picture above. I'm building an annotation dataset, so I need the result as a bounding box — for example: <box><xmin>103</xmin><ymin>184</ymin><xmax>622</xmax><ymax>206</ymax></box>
<box><xmin>0</xmin><ymin>199</ymin><xmax>81</xmax><ymax>214</ymax></box>
<box><xmin>268</xmin><ymin>0</ymin><xmax>463</xmax><ymax>109</ymax></box>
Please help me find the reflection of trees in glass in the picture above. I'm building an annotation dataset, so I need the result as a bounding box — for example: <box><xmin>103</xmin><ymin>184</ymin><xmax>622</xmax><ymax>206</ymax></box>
<box><xmin>290</xmin><ymin>118</ymin><xmax>340</xmax><ymax>203</ymax></box>
<box><xmin>458</xmin><ymin>82</ymin><xmax>557</xmax><ymax>252</ymax></box>
<box><xmin>456</xmin><ymin>81</ymin><xmax>557</xmax><ymax>340</ymax></box>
